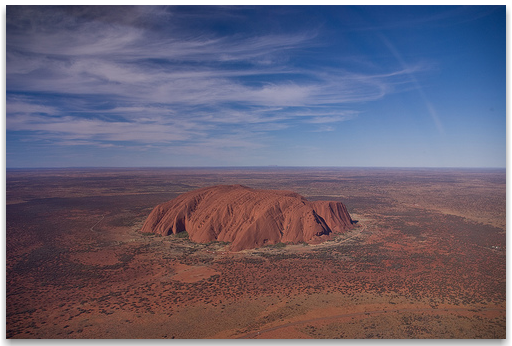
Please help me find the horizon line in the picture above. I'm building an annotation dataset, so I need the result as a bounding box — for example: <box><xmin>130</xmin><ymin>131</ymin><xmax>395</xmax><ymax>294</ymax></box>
<box><xmin>5</xmin><ymin>165</ymin><xmax>506</xmax><ymax>171</ymax></box>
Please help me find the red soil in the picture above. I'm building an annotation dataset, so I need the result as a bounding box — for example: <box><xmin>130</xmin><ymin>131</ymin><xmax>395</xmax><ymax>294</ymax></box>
<box><xmin>171</xmin><ymin>264</ymin><xmax>220</xmax><ymax>283</ymax></box>
<box><xmin>140</xmin><ymin>185</ymin><xmax>353</xmax><ymax>251</ymax></box>
<box><xmin>71</xmin><ymin>250</ymin><xmax>120</xmax><ymax>266</ymax></box>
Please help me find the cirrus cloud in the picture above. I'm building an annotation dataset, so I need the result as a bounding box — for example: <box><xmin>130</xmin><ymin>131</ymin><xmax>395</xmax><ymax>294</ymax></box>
<box><xmin>7</xmin><ymin>5</ymin><xmax>426</xmax><ymax>156</ymax></box>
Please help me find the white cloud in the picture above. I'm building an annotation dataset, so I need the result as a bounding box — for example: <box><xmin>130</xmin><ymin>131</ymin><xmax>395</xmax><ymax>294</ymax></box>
<box><xmin>7</xmin><ymin>113</ymin><xmax>194</xmax><ymax>144</ymax></box>
<box><xmin>306</xmin><ymin>115</ymin><xmax>353</xmax><ymax>124</ymax></box>
<box><xmin>6</xmin><ymin>6</ymin><xmax>427</xmax><ymax>152</ymax></box>
<box><xmin>312</xmin><ymin>125</ymin><xmax>336</xmax><ymax>132</ymax></box>
<box><xmin>6</xmin><ymin>100</ymin><xmax>59</xmax><ymax>115</ymax></box>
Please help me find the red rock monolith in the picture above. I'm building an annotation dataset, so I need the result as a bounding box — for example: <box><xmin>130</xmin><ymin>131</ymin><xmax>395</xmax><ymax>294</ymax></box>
<box><xmin>140</xmin><ymin>185</ymin><xmax>353</xmax><ymax>251</ymax></box>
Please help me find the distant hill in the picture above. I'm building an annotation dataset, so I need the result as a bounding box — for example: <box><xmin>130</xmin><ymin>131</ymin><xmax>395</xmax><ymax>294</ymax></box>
<box><xmin>141</xmin><ymin>185</ymin><xmax>353</xmax><ymax>251</ymax></box>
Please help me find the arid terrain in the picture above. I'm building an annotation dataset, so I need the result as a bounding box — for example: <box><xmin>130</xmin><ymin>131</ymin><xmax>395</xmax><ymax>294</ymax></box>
<box><xmin>6</xmin><ymin>167</ymin><xmax>506</xmax><ymax>339</ymax></box>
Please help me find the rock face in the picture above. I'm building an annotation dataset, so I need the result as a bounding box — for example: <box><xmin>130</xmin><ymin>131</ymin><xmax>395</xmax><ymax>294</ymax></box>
<box><xmin>141</xmin><ymin>185</ymin><xmax>353</xmax><ymax>251</ymax></box>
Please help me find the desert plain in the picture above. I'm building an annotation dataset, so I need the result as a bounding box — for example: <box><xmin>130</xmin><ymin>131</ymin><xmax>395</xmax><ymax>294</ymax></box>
<box><xmin>5</xmin><ymin>167</ymin><xmax>506</xmax><ymax>339</ymax></box>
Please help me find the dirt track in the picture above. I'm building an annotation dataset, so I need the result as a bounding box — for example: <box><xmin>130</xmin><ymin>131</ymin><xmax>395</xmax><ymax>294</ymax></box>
<box><xmin>90</xmin><ymin>215</ymin><xmax>105</xmax><ymax>233</ymax></box>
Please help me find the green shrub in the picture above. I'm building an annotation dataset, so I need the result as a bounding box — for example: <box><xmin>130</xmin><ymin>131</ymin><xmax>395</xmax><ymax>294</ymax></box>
<box><xmin>175</xmin><ymin>231</ymin><xmax>189</xmax><ymax>239</ymax></box>
<box><xmin>208</xmin><ymin>240</ymin><xmax>230</xmax><ymax>246</ymax></box>
<box><xmin>139</xmin><ymin>232</ymin><xmax>154</xmax><ymax>236</ymax></box>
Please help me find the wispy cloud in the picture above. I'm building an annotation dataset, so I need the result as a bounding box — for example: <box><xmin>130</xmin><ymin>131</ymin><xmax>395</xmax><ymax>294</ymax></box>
<box><xmin>6</xmin><ymin>6</ymin><xmax>427</xmax><ymax>154</ymax></box>
<box><xmin>312</xmin><ymin>125</ymin><xmax>336</xmax><ymax>132</ymax></box>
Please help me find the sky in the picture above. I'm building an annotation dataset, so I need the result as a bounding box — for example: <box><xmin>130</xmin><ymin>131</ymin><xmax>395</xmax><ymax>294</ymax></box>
<box><xmin>5</xmin><ymin>5</ymin><xmax>506</xmax><ymax>168</ymax></box>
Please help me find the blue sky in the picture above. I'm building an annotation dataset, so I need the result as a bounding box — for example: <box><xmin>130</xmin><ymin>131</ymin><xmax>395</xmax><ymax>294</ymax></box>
<box><xmin>6</xmin><ymin>5</ymin><xmax>506</xmax><ymax>168</ymax></box>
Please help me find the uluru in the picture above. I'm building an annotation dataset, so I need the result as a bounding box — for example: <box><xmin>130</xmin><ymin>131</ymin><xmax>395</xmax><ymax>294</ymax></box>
<box><xmin>140</xmin><ymin>185</ymin><xmax>354</xmax><ymax>251</ymax></box>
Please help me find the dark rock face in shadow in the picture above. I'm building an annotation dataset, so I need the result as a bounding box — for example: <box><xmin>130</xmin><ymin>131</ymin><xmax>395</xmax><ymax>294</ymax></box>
<box><xmin>141</xmin><ymin>185</ymin><xmax>353</xmax><ymax>251</ymax></box>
